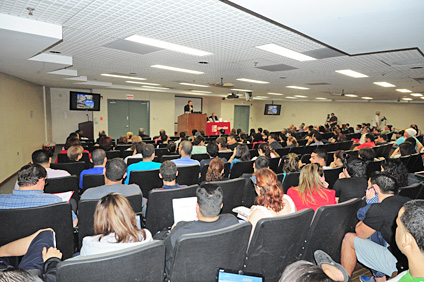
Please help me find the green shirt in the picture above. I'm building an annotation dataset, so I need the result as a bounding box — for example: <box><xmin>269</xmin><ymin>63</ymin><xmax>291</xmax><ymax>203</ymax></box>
<box><xmin>398</xmin><ymin>270</ymin><xmax>424</xmax><ymax>282</ymax></box>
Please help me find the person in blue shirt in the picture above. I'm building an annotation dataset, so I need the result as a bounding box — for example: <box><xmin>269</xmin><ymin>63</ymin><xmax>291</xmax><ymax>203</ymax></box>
<box><xmin>79</xmin><ymin>149</ymin><xmax>106</xmax><ymax>188</ymax></box>
<box><xmin>124</xmin><ymin>144</ymin><xmax>161</xmax><ymax>184</ymax></box>
<box><xmin>158</xmin><ymin>161</ymin><xmax>186</xmax><ymax>190</ymax></box>
<box><xmin>172</xmin><ymin>141</ymin><xmax>200</xmax><ymax>167</ymax></box>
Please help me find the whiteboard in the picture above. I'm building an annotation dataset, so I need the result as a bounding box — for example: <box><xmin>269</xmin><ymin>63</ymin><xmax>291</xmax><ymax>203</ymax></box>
<box><xmin>174</xmin><ymin>96</ymin><xmax>203</xmax><ymax>122</ymax></box>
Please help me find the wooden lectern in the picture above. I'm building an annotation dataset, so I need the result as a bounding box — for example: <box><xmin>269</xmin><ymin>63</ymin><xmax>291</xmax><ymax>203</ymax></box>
<box><xmin>177</xmin><ymin>113</ymin><xmax>207</xmax><ymax>135</ymax></box>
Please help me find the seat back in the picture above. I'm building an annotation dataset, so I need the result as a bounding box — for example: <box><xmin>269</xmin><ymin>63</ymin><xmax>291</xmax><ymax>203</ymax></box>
<box><xmin>323</xmin><ymin>167</ymin><xmax>343</xmax><ymax>189</ymax></box>
<box><xmin>155</xmin><ymin>148</ymin><xmax>169</xmax><ymax>159</ymax></box>
<box><xmin>176</xmin><ymin>165</ymin><xmax>200</xmax><ymax>185</ymax></box>
<box><xmin>105</xmin><ymin>150</ymin><xmax>120</xmax><ymax>159</ymax></box>
<box><xmin>44</xmin><ymin>175</ymin><xmax>79</xmax><ymax>203</ymax></box>
<box><xmin>218</xmin><ymin>152</ymin><xmax>233</xmax><ymax>160</ymax></box>
<box><xmin>404</xmin><ymin>153</ymin><xmax>423</xmax><ymax>173</ymax></box>
<box><xmin>121</xmin><ymin>150</ymin><xmax>134</xmax><ymax>158</ymax></box>
<box><xmin>77</xmin><ymin>194</ymin><xmax>142</xmax><ymax>248</ymax></box>
<box><xmin>249</xmin><ymin>149</ymin><xmax>259</xmax><ymax>158</ymax></box>
<box><xmin>161</xmin><ymin>154</ymin><xmax>180</xmax><ymax>162</ymax></box>
<box><xmin>128</xmin><ymin>169</ymin><xmax>162</xmax><ymax>199</ymax></box>
<box><xmin>399</xmin><ymin>182</ymin><xmax>424</xmax><ymax>199</ymax></box>
<box><xmin>268</xmin><ymin>157</ymin><xmax>280</xmax><ymax>173</ymax></box>
<box><xmin>244</xmin><ymin>209</ymin><xmax>315</xmax><ymax>282</ymax></box>
<box><xmin>0</xmin><ymin>202</ymin><xmax>74</xmax><ymax>259</ymax></box>
<box><xmin>303</xmin><ymin>145</ymin><xmax>317</xmax><ymax>155</ymax></box>
<box><xmin>145</xmin><ymin>185</ymin><xmax>199</xmax><ymax>235</ymax></box>
<box><xmin>339</xmin><ymin>140</ymin><xmax>354</xmax><ymax>150</ymax></box>
<box><xmin>223</xmin><ymin>162</ymin><xmax>231</xmax><ymax>179</ymax></box>
<box><xmin>275</xmin><ymin>147</ymin><xmax>290</xmax><ymax>157</ymax></box>
<box><xmin>58</xmin><ymin>152</ymin><xmax>91</xmax><ymax>167</ymax></box>
<box><xmin>240</xmin><ymin>173</ymin><xmax>255</xmax><ymax>207</ymax></box>
<box><xmin>191</xmin><ymin>153</ymin><xmax>210</xmax><ymax>162</ymax></box>
<box><xmin>169</xmin><ymin>222</ymin><xmax>251</xmax><ymax>282</ymax></box>
<box><xmin>81</xmin><ymin>174</ymin><xmax>105</xmax><ymax>194</ymax></box>
<box><xmin>301</xmin><ymin>198</ymin><xmax>363</xmax><ymax>262</ymax></box>
<box><xmin>281</xmin><ymin>172</ymin><xmax>300</xmax><ymax>193</ymax></box>
<box><xmin>230</xmin><ymin>161</ymin><xmax>253</xmax><ymax>179</ymax></box>
<box><xmin>289</xmin><ymin>146</ymin><xmax>304</xmax><ymax>155</ymax></box>
<box><xmin>56</xmin><ymin>241</ymin><xmax>165</xmax><ymax>282</ymax></box>
<box><xmin>326</xmin><ymin>143</ymin><xmax>340</xmax><ymax>152</ymax></box>
<box><xmin>366</xmin><ymin>159</ymin><xmax>383</xmax><ymax>178</ymax></box>
<box><xmin>51</xmin><ymin>162</ymin><xmax>86</xmax><ymax>179</ymax></box>
<box><xmin>206</xmin><ymin>178</ymin><xmax>245</xmax><ymax>213</ymax></box>
<box><xmin>127</xmin><ymin>157</ymin><xmax>143</xmax><ymax>166</ymax></box>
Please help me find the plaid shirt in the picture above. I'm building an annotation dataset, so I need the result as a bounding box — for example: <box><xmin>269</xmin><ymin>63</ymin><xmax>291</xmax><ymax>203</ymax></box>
<box><xmin>0</xmin><ymin>190</ymin><xmax>77</xmax><ymax>220</ymax></box>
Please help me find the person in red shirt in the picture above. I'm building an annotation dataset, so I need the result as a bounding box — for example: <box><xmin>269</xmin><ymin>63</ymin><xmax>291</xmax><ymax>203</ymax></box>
<box><xmin>355</xmin><ymin>133</ymin><xmax>376</xmax><ymax>150</ymax></box>
<box><xmin>287</xmin><ymin>163</ymin><xmax>336</xmax><ymax>211</ymax></box>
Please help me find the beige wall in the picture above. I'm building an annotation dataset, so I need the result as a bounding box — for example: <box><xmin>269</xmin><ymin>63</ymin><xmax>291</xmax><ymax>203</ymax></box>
<box><xmin>0</xmin><ymin>73</ymin><xmax>47</xmax><ymax>182</ymax></box>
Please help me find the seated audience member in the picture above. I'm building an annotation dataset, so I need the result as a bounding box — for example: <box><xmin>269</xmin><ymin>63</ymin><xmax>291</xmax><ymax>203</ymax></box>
<box><xmin>128</xmin><ymin>136</ymin><xmax>142</xmax><ymax>151</ymax></box>
<box><xmin>154</xmin><ymin>129</ymin><xmax>166</xmax><ymax>144</ymax></box>
<box><xmin>281</xmin><ymin>153</ymin><xmax>300</xmax><ymax>174</ymax></box>
<box><xmin>285</xmin><ymin>136</ymin><xmax>298</xmax><ymax>148</ymax></box>
<box><xmin>160</xmin><ymin>134</ymin><xmax>169</xmax><ymax>145</ymax></box>
<box><xmin>404</xmin><ymin>128</ymin><xmax>423</xmax><ymax>152</ymax></box>
<box><xmin>124</xmin><ymin>142</ymin><xmax>144</xmax><ymax>164</ymax></box>
<box><xmin>251</xmin><ymin>143</ymin><xmax>279</xmax><ymax>161</ymax></box>
<box><xmin>375</xmin><ymin>134</ymin><xmax>388</xmax><ymax>145</ymax></box>
<box><xmin>341</xmin><ymin>174</ymin><xmax>410</xmax><ymax>281</ymax></box>
<box><xmin>268</xmin><ymin>134</ymin><xmax>283</xmax><ymax>150</ymax></box>
<box><xmin>200</xmin><ymin>142</ymin><xmax>221</xmax><ymax>172</ymax></box>
<box><xmin>0</xmin><ymin>229</ymin><xmax>62</xmax><ymax>279</ymax></box>
<box><xmin>205</xmin><ymin>158</ymin><xmax>225</xmax><ymax>182</ymax></box>
<box><xmin>164</xmin><ymin>183</ymin><xmax>239</xmax><ymax>275</ymax></box>
<box><xmin>358</xmin><ymin>147</ymin><xmax>376</xmax><ymax>162</ymax></box>
<box><xmin>227</xmin><ymin>134</ymin><xmax>239</xmax><ymax>150</ymax></box>
<box><xmin>124</xmin><ymin>144</ymin><xmax>161</xmax><ymax>184</ymax></box>
<box><xmin>391</xmin><ymin>141</ymin><xmax>416</xmax><ymax>158</ymax></box>
<box><xmin>191</xmin><ymin>135</ymin><xmax>207</xmax><ymax>154</ymax></box>
<box><xmin>80</xmin><ymin>193</ymin><xmax>152</xmax><ymax>256</ymax></box>
<box><xmin>81</xmin><ymin>159</ymin><xmax>141</xmax><ymax>200</ymax></box>
<box><xmin>307</xmin><ymin>133</ymin><xmax>324</xmax><ymax>146</ymax></box>
<box><xmin>216</xmin><ymin>137</ymin><xmax>232</xmax><ymax>152</ymax></box>
<box><xmin>79</xmin><ymin>149</ymin><xmax>107</xmax><ymax>188</ymax></box>
<box><xmin>355</xmin><ymin>124</ymin><xmax>362</xmax><ymax>134</ymax></box>
<box><xmin>359</xmin><ymin>127</ymin><xmax>370</xmax><ymax>144</ymax></box>
<box><xmin>126</xmin><ymin>131</ymin><xmax>133</xmax><ymax>143</ymax></box>
<box><xmin>333</xmin><ymin>157</ymin><xmax>367</xmax><ymax>203</ymax></box>
<box><xmin>240</xmin><ymin>133</ymin><xmax>250</xmax><ymax>144</ymax></box>
<box><xmin>159</xmin><ymin>161</ymin><xmax>186</xmax><ymax>189</ymax></box>
<box><xmin>98</xmin><ymin>136</ymin><xmax>113</xmax><ymax>151</ymax></box>
<box><xmin>252</xmin><ymin>133</ymin><xmax>265</xmax><ymax>149</ymax></box>
<box><xmin>138</xmin><ymin>128</ymin><xmax>149</xmax><ymax>138</ymax></box>
<box><xmin>117</xmin><ymin>136</ymin><xmax>128</xmax><ymax>144</ymax></box>
<box><xmin>307</xmin><ymin>149</ymin><xmax>330</xmax><ymax>169</ymax></box>
<box><xmin>172</xmin><ymin>141</ymin><xmax>200</xmax><ymax>167</ymax></box>
<box><xmin>392</xmin><ymin>200</ymin><xmax>424</xmax><ymax>281</ymax></box>
<box><xmin>381</xmin><ymin>159</ymin><xmax>409</xmax><ymax>189</ymax></box>
<box><xmin>355</xmin><ymin>134</ymin><xmax>376</xmax><ymax>150</ymax></box>
<box><xmin>287</xmin><ymin>163</ymin><xmax>336</xmax><ymax>212</ymax></box>
<box><xmin>410</xmin><ymin>124</ymin><xmax>422</xmax><ymax>136</ymax></box>
<box><xmin>67</xmin><ymin>145</ymin><xmax>84</xmax><ymax>162</ymax></box>
<box><xmin>174</xmin><ymin>132</ymin><xmax>186</xmax><ymax>147</ymax></box>
<box><xmin>96</xmin><ymin>130</ymin><xmax>107</xmax><ymax>144</ymax></box>
<box><xmin>56</xmin><ymin>136</ymin><xmax>91</xmax><ymax>163</ymax></box>
<box><xmin>228</xmin><ymin>144</ymin><xmax>250</xmax><ymax>169</ymax></box>
<box><xmin>167</xmin><ymin>142</ymin><xmax>177</xmax><ymax>155</ymax></box>
<box><xmin>0</xmin><ymin>164</ymin><xmax>77</xmax><ymax>226</ymax></box>
<box><xmin>392</xmin><ymin>130</ymin><xmax>405</xmax><ymax>148</ymax></box>
<box><xmin>381</xmin><ymin>125</ymin><xmax>392</xmax><ymax>136</ymax></box>
<box><xmin>330</xmin><ymin>150</ymin><xmax>344</xmax><ymax>168</ymax></box>
<box><xmin>248</xmin><ymin>168</ymin><xmax>295</xmax><ymax>234</ymax></box>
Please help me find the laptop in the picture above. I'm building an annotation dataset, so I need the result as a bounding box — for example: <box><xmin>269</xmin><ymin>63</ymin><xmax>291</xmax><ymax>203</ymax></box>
<box><xmin>216</xmin><ymin>268</ymin><xmax>264</xmax><ymax>282</ymax></box>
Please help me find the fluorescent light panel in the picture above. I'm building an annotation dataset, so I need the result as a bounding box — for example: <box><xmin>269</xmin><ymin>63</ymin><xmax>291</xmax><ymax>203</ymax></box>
<box><xmin>126</xmin><ymin>81</ymin><xmax>160</xmax><ymax>86</ymax></box>
<box><xmin>267</xmin><ymin>92</ymin><xmax>284</xmax><ymax>95</ymax></box>
<box><xmin>373</xmin><ymin>81</ymin><xmax>396</xmax><ymax>87</ymax></box>
<box><xmin>142</xmin><ymin>85</ymin><xmax>169</xmax><ymax>90</ymax></box>
<box><xmin>256</xmin><ymin>43</ymin><xmax>316</xmax><ymax>61</ymax></box>
<box><xmin>191</xmin><ymin>90</ymin><xmax>212</xmax><ymax>94</ymax></box>
<box><xmin>286</xmin><ymin>86</ymin><xmax>309</xmax><ymax>90</ymax></box>
<box><xmin>402</xmin><ymin>98</ymin><xmax>413</xmax><ymax>101</ymax></box>
<box><xmin>180</xmin><ymin>83</ymin><xmax>209</xmax><ymax>88</ymax></box>
<box><xmin>286</xmin><ymin>96</ymin><xmax>296</xmax><ymax>99</ymax></box>
<box><xmin>255</xmin><ymin>96</ymin><xmax>269</xmax><ymax>99</ymax></box>
<box><xmin>335</xmin><ymin>69</ymin><xmax>368</xmax><ymax>78</ymax></box>
<box><xmin>231</xmin><ymin>88</ymin><xmax>251</xmax><ymax>92</ymax></box>
<box><xmin>361</xmin><ymin>97</ymin><xmax>373</xmax><ymax>100</ymax></box>
<box><xmin>236</xmin><ymin>78</ymin><xmax>269</xmax><ymax>84</ymax></box>
<box><xmin>125</xmin><ymin>35</ymin><xmax>212</xmax><ymax>56</ymax></box>
<box><xmin>411</xmin><ymin>93</ymin><xmax>423</xmax><ymax>97</ymax></box>
<box><xmin>316</xmin><ymin>97</ymin><xmax>328</xmax><ymax>100</ymax></box>
<box><xmin>295</xmin><ymin>95</ymin><xmax>307</xmax><ymax>98</ymax></box>
<box><xmin>102</xmin><ymin>73</ymin><xmax>146</xmax><ymax>80</ymax></box>
<box><xmin>345</xmin><ymin>94</ymin><xmax>358</xmax><ymax>97</ymax></box>
<box><xmin>396</xmin><ymin>89</ymin><xmax>412</xmax><ymax>93</ymax></box>
<box><xmin>151</xmin><ymin>65</ymin><xmax>204</xmax><ymax>74</ymax></box>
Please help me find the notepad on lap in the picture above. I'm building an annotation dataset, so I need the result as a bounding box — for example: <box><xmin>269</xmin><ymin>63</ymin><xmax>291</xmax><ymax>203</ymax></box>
<box><xmin>52</xmin><ymin>191</ymin><xmax>74</xmax><ymax>202</ymax></box>
<box><xmin>172</xmin><ymin>197</ymin><xmax>197</xmax><ymax>224</ymax></box>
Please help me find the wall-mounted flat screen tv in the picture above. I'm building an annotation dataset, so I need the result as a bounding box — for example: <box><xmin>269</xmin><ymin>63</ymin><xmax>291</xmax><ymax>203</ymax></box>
<box><xmin>264</xmin><ymin>104</ymin><xmax>281</xmax><ymax>115</ymax></box>
<box><xmin>70</xmin><ymin>91</ymin><xmax>101</xmax><ymax>111</ymax></box>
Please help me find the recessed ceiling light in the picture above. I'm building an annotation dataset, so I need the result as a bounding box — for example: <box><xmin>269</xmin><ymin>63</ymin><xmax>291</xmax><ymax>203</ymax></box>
<box><xmin>141</xmin><ymin>86</ymin><xmax>170</xmax><ymax>90</ymax></box>
<box><xmin>420</xmin><ymin>97</ymin><xmax>424</xmax><ymax>99</ymax></box>
<box><xmin>361</xmin><ymin>97</ymin><xmax>373</xmax><ymax>100</ymax></box>
<box><xmin>125</xmin><ymin>35</ymin><xmax>212</xmax><ymax>56</ymax></box>
<box><xmin>316</xmin><ymin>97</ymin><xmax>328</xmax><ymax>100</ymax></box>
<box><xmin>151</xmin><ymin>65</ymin><xmax>204</xmax><ymax>74</ymax></box>
<box><xmin>255</xmin><ymin>96</ymin><xmax>269</xmax><ymax>98</ymax></box>
<box><xmin>396</xmin><ymin>89</ymin><xmax>412</xmax><ymax>93</ymax></box>
<box><xmin>345</xmin><ymin>94</ymin><xmax>358</xmax><ymax>97</ymax></box>
<box><xmin>180</xmin><ymin>82</ymin><xmax>209</xmax><ymax>88</ymax></box>
<box><xmin>191</xmin><ymin>90</ymin><xmax>212</xmax><ymax>94</ymax></box>
<box><xmin>267</xmin><ymin>92</ymin><xmax>284</xmax><ymax>95</ymax></box>
<box><xmin>256</xmin><ymin>43</ymin><xmax>316</xmax><ymax>61</ymax></box>
<box><xmin>373</xmin><ymin>81</ymin><xmax>396</xmax><ymax>87</ymax></box>
<box><xmin>231</xmin><ymin>88</ymin><xmax>251</xmax><ymax>92</ymax></box>
<box><xmin>236</xmin><ymin>78</ymin><xmax>269</xmax><ymax>84</ymax></box>
<box><xmin>126</xmin><ymin>81</ymin><xmax>160</xmax><ymax>86</ymax></box>
<box><xmin>286</xmin><ymin>96</ymin><xmax>296</xmax><ymax>99</ymax></box>
<box><xmin>101</xmin><ymin>74</ymin><xmax>146</xmax><ymax>80</ymax></box>
<box><xmin>335</xmin><ymin>69</ymin><xmax>368</xmax><ymax>78</ymax></box>
<box><xmin>411</xmin><ymin>93</ymin><xmax>423</xmax><ymax>97</ymax></box>
<box><xmin>295</xmin><ymin>95</ymin><xmax>307</xmax><ymax>98</ymax></box>
<box><xmin>402</xmin><ymin>97</ymin><xmax>413</xmax><ymax>101</ymax></box>
<box><xmin>286</xmin><ymin>86</ymin><xmax>309</xmax><ymax>90</ymax></box>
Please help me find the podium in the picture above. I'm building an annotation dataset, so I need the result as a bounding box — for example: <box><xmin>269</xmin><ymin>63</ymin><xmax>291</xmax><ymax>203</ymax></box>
<box><xmin>177</xmin><ymin>113</ymin><xmax>207</xmax><ymax>135</ymax></box>
<box><xmin>78</xmin><ymin>121</ymin><xmax>93</xmax><ymax>140</ymax></box>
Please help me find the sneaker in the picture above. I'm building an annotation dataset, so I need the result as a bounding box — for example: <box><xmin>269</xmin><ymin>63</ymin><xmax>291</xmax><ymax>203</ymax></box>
<box><xmin>359</xmin><ymin>275</ymin><xmax>376</xmax><ymax>282</ymax></box>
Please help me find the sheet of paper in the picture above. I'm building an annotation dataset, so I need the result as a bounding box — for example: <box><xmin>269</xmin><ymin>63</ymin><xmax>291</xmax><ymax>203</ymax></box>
<box><xmin>52</xmin><ymin>191</ymin><xmax>74</xmax><ymax>202</ymax></box>
<box><xmin>172</xmin><ymin>197</ymin><xmax>197</xmax><ymax>224</ymax></box>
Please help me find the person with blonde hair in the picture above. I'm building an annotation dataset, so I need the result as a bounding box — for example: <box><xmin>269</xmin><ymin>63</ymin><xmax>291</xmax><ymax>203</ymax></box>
<box><xmin>67</xmin><ymin>145</ymin><xmax>83</xmax><ymax>161</ymax></box>
<box><xmin>80</xmin><ymin>193</ymin><xmax>152</xmax><ymax>256</ymax></box>
<box><xmin>206</xmin><ymin>158</ymin><xmax>225</xmax><ymax>182</ymax></box>
<box><xmin>287</xmin><ymin>164</ymin><xmax>336</xmax><ymax>211</ymax></box>
<box><xmin>282</xmin><ymin>153</ymin><xmax>300</xmax><ymax>173</ymax></box>
<box><xmin>126</xmin><ymin>131</ymin><xmax>133</xmax><ymax>143</ymax></box>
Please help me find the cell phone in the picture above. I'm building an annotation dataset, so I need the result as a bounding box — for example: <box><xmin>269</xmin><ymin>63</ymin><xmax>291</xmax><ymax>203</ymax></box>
<box><xmin>216</xmin><ymin>268</ymin><xmax>264</xmax><ymax>282</ymax></box>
